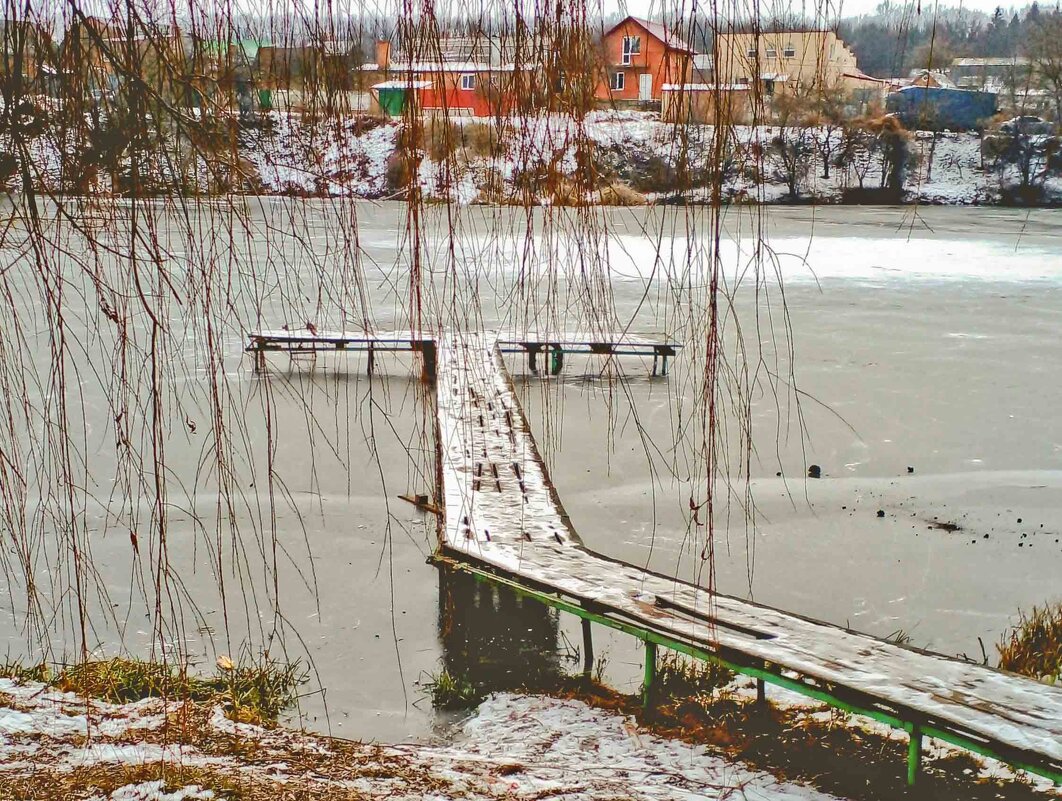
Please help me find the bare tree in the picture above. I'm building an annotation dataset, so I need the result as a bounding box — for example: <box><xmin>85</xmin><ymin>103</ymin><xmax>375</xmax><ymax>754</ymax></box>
<box><xmin>1028</xmin><ymin>12</ymin><xmax>1062</xmax><ymax>124</ymax></box>
<box><xmin>805</xmin><ymin>88</ymin><xmax>848</xmax><ymax>179</ymax></box>
<box><xmin>769</xmin><ymin>91</ymin><xmax>813</xmax><ymax>198</ymax></box>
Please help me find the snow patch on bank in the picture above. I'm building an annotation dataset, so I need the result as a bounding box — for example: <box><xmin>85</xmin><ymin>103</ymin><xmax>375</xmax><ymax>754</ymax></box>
<box><xmin>446</xmin><ymin>693</ymin><xmax>838</xmax><ymax>800</ymax></box>
<box><xmin>0</xmin><ymin>673</ymin><xmax>837</xmax><ymax>800</ymax></box>
<box><xmin>88</xmin><ymin>781</ymin><xmax>214</xmax><ymax>801</ymax></box>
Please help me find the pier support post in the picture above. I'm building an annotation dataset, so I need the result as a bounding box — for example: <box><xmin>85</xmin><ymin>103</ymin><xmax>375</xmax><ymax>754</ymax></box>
<box><xmin>527</xmin><ymin>344</ymin><xmax>541</xmax><ymax>374</ymax></box>
<box><xmin>907</xmin><ymin>724</ymin><xmax>922</xmax><ymax>786</ymax></box>
<box><xmin>367</xmin><ymin>345</ymin><xmax>375</xmax><ymax>377</ymax></box>
<box><xmin>254</xmin><ymin>348</ymin><xmax>266</xmax><ymax>372</ymax></box>
<box><xmin>756</xmin><ymin>678</ymin><xmax>766</xmax><ymax>704</ymax></box>
<box><xmin>581</xmin><ymin>618</ymin><xmax>594</xmax><ymax>679</ymax></box>
<box><xmin>421</xmin><ymin>342</ymin><xmax>437</xmax><ymax>383</ymax></box>
<box><xmin>660</xmin><ymin>354</ymin><xmax>669</xmax><ymax>376</ymax></box>
<box><xmin>642</xmin><ymin>640</ymin><xmax>657</xmax><ymax>709</ymax></box>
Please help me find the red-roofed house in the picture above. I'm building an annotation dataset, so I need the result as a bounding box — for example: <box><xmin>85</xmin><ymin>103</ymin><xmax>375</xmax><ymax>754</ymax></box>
<box><xmin>596</xmin><ymin>16</ymin><xmax>694</xmax><ymax>105</ymax></box>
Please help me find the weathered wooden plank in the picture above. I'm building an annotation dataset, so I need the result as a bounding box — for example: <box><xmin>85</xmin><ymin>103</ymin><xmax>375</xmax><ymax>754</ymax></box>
<box><xmin>246</xmin><ymin>329</ymin><xmax>433</xmax><ymax>352</ymax></box>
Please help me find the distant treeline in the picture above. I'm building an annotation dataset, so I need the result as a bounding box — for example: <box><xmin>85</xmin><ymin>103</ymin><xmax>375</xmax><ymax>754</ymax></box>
<box><xmin>838</xmin><ymin>1</ymin><xmax>1056</xmax><ymax>77</ymax></box>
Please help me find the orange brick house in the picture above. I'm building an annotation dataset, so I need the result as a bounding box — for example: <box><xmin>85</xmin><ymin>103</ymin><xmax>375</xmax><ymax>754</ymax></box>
<box><xmin>596</xmin><ymin>16</ymin><xmax>694</xmax><ymax>105</ymax></box>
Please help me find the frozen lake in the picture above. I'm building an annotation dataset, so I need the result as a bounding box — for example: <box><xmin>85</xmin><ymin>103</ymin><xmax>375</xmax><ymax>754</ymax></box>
<box><xmin>0</xmin><ymin>200</ymin><xmax>1059</xmax><ymax>741</ymax></box>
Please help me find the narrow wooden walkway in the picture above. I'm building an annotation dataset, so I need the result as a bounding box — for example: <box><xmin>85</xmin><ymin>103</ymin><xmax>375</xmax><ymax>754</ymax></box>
<box><xmin>431</xmin><ymin>334</ymin><xmax>1062</xmax><ymax>787</ymax></box>
<box><xmin>246</xmin><ymin>328</ymin><xmax>1061</xmax><ymax>786</ymax></box>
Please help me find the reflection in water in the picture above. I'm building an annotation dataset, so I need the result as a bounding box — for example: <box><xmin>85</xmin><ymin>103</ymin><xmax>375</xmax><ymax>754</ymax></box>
<box><xmin>438</xmin><ymin>567</ymin><xmax>566</xmax><ymax>691</ymax></box>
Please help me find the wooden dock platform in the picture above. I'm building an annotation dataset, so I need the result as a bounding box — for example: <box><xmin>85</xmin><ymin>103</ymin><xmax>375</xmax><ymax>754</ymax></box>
<box><xmin>248</xmin><ymin>328</ymin><xmax>1062</xmax><ymax>786</ymax></box>
<box><xmin>432</xmin><ymin>334</ymin><xmax>1062</xmax><ymax>787</ymax></box>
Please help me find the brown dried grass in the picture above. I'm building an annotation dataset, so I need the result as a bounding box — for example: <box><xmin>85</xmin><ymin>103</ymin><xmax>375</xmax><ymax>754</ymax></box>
<box><xmin>998</xmin><ymin>602</ymin><xmax>1062</xmax><ymax>682</ymax></box>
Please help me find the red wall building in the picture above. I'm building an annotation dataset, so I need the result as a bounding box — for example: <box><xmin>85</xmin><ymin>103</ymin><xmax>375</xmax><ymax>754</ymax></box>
<box><xmin>596</xmin><ymin>17</ymin><xmax>694</xmax><ymax>104</ymax></box>
<box><xmin>376</xmin><ymin>62</ymin><xmax>530</xmax><ymax>117</ymax></box>
<box><xmin>414</xmin><ymin>65</ymin><xmax>511</xmax><ymax>116</ymax></box>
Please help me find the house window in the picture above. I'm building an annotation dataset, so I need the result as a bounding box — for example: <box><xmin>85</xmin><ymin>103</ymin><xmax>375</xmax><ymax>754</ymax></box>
<box><xmin>460</xmin><ymin>73</ymin><xmax>476</xmax><ymax>90</ymax></box>
<box><xmin>783</xmin><ymin>45</ymin><xmax>795</xmax><ymax>57</ymax></box>
<box><xmin>621</xmin><ymin>35</ymin><xmax>641</xmax><ymax>65</ymax></box>
<box><xmin>610</xmin><ymin>71</ymin><xmax>625</xmax><ymax>91</ymax></box>
<box><xmin>746</xmin><ymin>47</ymin><xmax>757</xmax><ymax>58</ymax></box>
<box><xmin>766</xmin><ymin>47</ymin><xmax>777</xmax><ymax>59</ymax></box>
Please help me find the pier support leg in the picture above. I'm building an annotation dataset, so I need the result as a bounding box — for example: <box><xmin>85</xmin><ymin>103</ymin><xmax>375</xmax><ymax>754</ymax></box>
<box><xmin>756</xmin><ymin>678</ymin><xmax>766</xmax><ymax>704</ymax></box>
<box><xmin>581</xmin><ymin>618</ymin><xmax>594</xmax><ymax>679</ymax></box>
<box><xmin>254</xmin><ymin>349</ymin><xmax>265</xmax><ymax>372</ymax></box>
<box><xmin>660</xmin><ymin>354</ymin><xmax>669</xmax><ymax>376</ymax></box>
<box><xmin>367</xmin><ymin>345</ymin><xmax>375</xmax><ymax>377</ymax></box>
<box><xmin>550</xmin><ymin>347</ymin><xmax>564</xmax><ymax>376</ymax></box>
<box><xmin>652</xmin><ymin>353</ymin><xmax>658</xmax><ymax>376</ymax></box>
<box><xmin>907</xmin><ymin>724</ymin><xmax>922</xmax><ymax>786</ymax></box>
<box><xmin>528</xmin><ymin>347</ymin><xmax>538</xmax><ymax>374</ymax></box>
<box><xmin>642</xmin><ymin>640</ymin><xmax>657</xmax><ymax>709</ymax></box>
<box><xmin>421</xmin><ymin>342</ymin><xmax>437</xmax><ymax>383</ymax></box>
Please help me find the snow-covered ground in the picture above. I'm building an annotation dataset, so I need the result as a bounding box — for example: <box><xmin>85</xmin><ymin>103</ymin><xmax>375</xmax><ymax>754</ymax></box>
<box><xmin>240</xmin><ymin>111</ymin><xmax>1062</xmax><ymax>205</ymax></box>
<box><xmin>0</xmin><ymin>676</ymin><xmax>836</xmax><ymax>800</ymax></box>
<box><xmin>4</xmin><ymin>105</ymin><xmax>1059</xmax><ymax>204</ymax></box>
<box><xmin>2</xmin><ymin>675</ymin><xmax>1059</xmax><ymax>800</ymax></box>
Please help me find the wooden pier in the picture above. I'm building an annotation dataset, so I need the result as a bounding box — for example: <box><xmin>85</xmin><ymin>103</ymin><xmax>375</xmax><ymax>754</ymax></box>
<box><xmin>248</xmin><ymin>328</ymin><xmax>1062</xmax><ymax>787</ymax></box>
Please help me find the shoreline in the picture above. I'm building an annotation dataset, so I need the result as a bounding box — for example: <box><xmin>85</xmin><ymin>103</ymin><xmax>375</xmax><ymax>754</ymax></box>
<box><xmin>8</xmin><ymin>109</ymin><xmax>1060</xmax><ymax>208</ymax></box>
<box><xmin>2</xmin><ymin>671</ymin><xmax>1058</xmax><ymax>801</ymax></box>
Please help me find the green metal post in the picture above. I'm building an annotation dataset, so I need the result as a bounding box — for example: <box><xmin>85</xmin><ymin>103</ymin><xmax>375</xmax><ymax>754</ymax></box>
<box><xmin>660</xmin><ymin>354</ymin><xmax>669</xmax><ymax>376</ymax></box>
<box><xmin>907</xmin><ymin>724</ymin><xmax>922</xmax><ymax>786</ymax></box>
<box><xmin>550</xmin><ymin>347</ymin><xmax>564</xmax><ymax>375</ymax></box>
<box><xmin>582</xmin><ymin>617</ymin><xmax>594</xmax><ymax>679</ymax></box>
<box><xmin>643</xmin><ymin>640</ymin><xmax>657</xmax><ymax>709</ymax></box>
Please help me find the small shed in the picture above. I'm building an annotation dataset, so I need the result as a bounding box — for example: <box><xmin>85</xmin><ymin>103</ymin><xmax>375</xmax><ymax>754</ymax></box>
<box><xmin>661</xmin><ymin>83</ymin><xmax>751</xmax><ymax>124</ymax></box>
<box><xmin>370</xmin><ymin>80</ymin><xmax>431</xmax><ymax>116</ymax></box>
<box><xmin>886</xmin><ymin>85</ymin><xmax>997</xmax><ymax>131</ymax></box>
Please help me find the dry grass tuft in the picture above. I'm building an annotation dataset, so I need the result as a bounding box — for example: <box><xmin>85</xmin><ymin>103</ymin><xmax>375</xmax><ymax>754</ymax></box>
<box><xmin>598</xmin><ymin>182</ymin><xmax>648</xmax><ymax>206</ymax></box>
<box><xmin>462</xmin><ymin>122</ymin><xmax>501</xmax><ymax>157</ymax></box>
<box><xmin>654</xmin><ymin>652</ymin><xmax>735</xmax><ymax>698</ymax></box>
<box><xmin>998</xmin><ymin>602</ymin><xmax>1062</xmax><ymax>683</ymax></box>
<box><xmin>424</xmin><ymin>118</ymin><xmax>461</xmax><ymax>161</ymax></box>
<box><xmin>0</xmin><ymin>658</ymin><xmax>51</xmax><ymax>684</ymax></box>
<box><xmin>6</xmin><ymin>656</ymin><xmax>307</xmax><ymax>725</ymax></box>
<box><xmin>423</xmin><ymin>669</ymin><xmax>485</xmax><ymax>709</ymax></box>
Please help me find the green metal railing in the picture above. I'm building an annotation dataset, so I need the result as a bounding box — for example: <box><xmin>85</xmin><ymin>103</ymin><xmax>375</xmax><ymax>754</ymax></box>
<box><xmin>433</xmin><ymin>554</ymin><xmax>1062</xmax><ymax>788</ymax></box>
